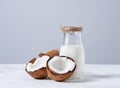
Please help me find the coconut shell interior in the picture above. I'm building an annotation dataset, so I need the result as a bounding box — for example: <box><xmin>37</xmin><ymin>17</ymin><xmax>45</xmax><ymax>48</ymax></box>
<box><xmin>46</xmin><ymin>56</ymin><xmax>76</xmax><ymax>82</ymax></box>
<box><xmin>25</xmin><ymin>57</ymin><xmax>47</xmax><ymax>79</ymax></box>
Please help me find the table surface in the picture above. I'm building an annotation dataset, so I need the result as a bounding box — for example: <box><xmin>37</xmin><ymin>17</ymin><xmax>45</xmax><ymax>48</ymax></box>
<box><xmin>0</xmin><ymin>64</ymin><xmax>120</xmax><ymax>88</ymax></box>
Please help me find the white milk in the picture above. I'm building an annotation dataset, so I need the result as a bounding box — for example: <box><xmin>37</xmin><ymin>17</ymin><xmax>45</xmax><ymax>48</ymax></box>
<box><xmin>60</xmin><ymin>45</ymin><xmax>85</xmax><ymax>79</ymax></box>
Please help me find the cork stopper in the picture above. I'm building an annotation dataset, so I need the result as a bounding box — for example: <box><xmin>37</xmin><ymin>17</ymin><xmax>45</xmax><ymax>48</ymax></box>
<box><xmin>61</xmin><ymin>26</ymin><xmax>83</xmax><ymax>33</ymax></box>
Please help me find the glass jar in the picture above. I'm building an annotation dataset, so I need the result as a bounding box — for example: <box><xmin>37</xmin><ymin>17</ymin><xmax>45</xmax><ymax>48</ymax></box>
<box><xmin>60</xmin><ymin>26</ymin><xmax>85</xmax><ymax>79</ymax></box>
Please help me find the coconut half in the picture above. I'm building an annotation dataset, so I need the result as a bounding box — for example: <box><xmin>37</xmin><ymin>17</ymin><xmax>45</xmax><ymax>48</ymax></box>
<box><xmin>46</xmin><ymin>56</ymin><xmax>76</xmax><ymax>82</ymax></box>
<box><xmin>25</xmin><ymin>55</ymin><xmax>50</xmax><ymax>79</ymax></box>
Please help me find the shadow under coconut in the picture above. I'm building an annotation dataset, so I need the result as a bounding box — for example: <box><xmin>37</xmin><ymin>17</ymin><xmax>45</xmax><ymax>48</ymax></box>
<box><xmin>64</xmin><ymin>71</ymin><xmax>120</xmax><ymax>83</ymax></box>
<box><xmin>65</xmin><ymin>77</ymin><xmax>93</xmax><ymax>83</ymax></box>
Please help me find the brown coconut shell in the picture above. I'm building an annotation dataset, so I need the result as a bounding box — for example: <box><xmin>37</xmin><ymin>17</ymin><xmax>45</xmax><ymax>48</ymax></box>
<box><xmin>25</xmin><ymin>57</ymin><xmax>48</xmax><ymax>79</ymax></box>
<box><xmin>46</xmin><ymin>56</ymin><xmax>76</xmax><ymax>82</ymax></box>
<box><xmin>39</xmin><ymin>50</ymin><xmax>59</xmax><ymax>58</ymax></box>
<box><xmin>39</xmin><ymin>53</ymin><xmax>46</xmax><ymax>57</ymax></box>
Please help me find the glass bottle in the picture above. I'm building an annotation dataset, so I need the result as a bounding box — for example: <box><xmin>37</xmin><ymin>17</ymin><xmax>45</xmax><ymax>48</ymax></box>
<box><xmin>60</xmin><ymin>26</ymin><xmax>85</xmax><ymax>79</ymax></box>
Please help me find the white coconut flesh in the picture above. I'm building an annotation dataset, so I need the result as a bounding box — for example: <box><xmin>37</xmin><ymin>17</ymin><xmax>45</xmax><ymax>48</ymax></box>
<box><xmin>48</xmin><ymin>56</ymin><xmax>75</xmax><ymax>74</ymax></box>
<box><xmin>26</xmin><ymin>56</ymin><xmax>50</xmax><ymax>72</ymax></box>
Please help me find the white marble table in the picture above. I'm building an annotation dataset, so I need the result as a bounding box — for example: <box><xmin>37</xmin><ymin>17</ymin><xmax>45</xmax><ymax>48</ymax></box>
<box><xmin>0</xmin><ymin>64</ymin><xmax>120</xmax><ymax>88</ymax></box>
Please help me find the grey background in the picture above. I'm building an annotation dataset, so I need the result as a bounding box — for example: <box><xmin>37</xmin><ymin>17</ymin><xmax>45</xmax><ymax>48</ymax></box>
<box><xmin>0</xmin><ymin>0</ymin><xmax>120</xmax><ymax>64</ymax></box>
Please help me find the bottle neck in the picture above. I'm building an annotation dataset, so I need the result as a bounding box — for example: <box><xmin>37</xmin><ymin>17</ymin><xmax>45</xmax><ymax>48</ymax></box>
<box><xmin>62</xmin><ymin>32</ymin><xmax>83</xmax><ymax>46</ymax></box>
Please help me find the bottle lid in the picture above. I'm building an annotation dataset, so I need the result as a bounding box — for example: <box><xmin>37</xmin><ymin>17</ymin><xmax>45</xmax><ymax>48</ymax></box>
<box><xmin>61</xmin><ymin>26</ymin><xmax>83</xmax><ymax>32</ymax></box>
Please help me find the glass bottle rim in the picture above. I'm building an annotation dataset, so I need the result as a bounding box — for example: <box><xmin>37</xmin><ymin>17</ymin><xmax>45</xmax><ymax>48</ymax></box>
<box><xmin>61</xmin><ymin>26</ymin><xmax>83</xmax><ymax>33</ymax></box>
